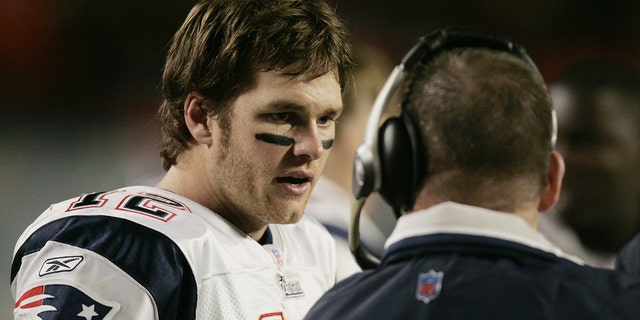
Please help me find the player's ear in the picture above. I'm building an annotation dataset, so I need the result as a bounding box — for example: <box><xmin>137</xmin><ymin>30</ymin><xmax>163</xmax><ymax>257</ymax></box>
<box><xmin>538</xmin><ymin>151</ymin><xmax>565</xmax><ymax>212</ymax></box>
<box><xmin>184</xmin><ymin>92</ymin><xmax>213</xmax><ymax>145</ymax></box>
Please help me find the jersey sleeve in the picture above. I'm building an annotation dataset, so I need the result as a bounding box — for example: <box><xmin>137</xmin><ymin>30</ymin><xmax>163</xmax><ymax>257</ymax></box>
<box><xmin>11</xmin><ymin>215</ymin><xmax>198</xmax><ymax>320</ymax></box>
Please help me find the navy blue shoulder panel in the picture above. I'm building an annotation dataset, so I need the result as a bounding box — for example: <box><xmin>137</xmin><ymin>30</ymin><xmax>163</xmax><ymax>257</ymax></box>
<box><xmin>11</xmin><ymin>215</ymin><xmax>197</xmax><ymax>320</ymax></box>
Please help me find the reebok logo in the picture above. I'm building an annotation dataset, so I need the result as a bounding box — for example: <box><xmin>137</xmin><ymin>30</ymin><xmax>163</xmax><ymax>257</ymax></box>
<box><xmin>39</xmin><ymin>255</ymin><xmax>84</xmax><ymax>276</ymax></box>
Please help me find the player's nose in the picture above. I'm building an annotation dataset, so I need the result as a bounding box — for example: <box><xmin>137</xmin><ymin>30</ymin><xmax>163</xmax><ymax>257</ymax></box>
<box><xmin>292</xmin><ymin>125</ymin><xmax>324</xmax><ymax>160</ymax></box>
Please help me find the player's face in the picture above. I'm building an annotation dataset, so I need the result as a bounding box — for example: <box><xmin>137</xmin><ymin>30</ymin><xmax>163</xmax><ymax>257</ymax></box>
<box><xmin>209</xmin><ymin>70</ymin><xmax>342</xmax><ymax>230</ymax></box>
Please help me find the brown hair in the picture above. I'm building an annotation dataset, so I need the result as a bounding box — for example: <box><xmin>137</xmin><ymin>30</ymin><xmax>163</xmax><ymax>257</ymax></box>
<box><xmin>405</xmin><ymin>48</ymin><xmax>553</xmax><ymax>211</ymax></box>
<box><xmin>158</xmin><ymin>0</ymin><xmax>353</xmax><ymax>170</ymax></box>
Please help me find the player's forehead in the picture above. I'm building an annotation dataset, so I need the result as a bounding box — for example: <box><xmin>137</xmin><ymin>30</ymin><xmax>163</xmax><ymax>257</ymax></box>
<box><xmin>236</xmin><ymin>69</ymin><xmax>343</xmax><ymax>116</ymax></box>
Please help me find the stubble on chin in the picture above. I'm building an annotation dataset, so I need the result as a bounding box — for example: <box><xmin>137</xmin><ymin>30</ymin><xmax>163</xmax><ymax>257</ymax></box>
<box><xmin>268</xmin><ymin>205</ymin><xmax>305</xmax><ymax>225</ymax></box>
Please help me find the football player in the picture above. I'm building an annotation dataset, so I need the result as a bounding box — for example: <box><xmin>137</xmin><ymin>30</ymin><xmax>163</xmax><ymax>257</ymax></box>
<box><xmin>11</xmin><ymin>0</ymin><xmax>353</xmax><ymax>319</ymax></box>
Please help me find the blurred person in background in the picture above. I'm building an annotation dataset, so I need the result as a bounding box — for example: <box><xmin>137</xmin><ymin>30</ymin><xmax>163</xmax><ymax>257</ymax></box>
<box><xmin>306</xmin><ymin>42</ymin><xmax>396</xmax><ymax>279</ymax></box>
<box><xmin>10</xmin><ymin>0</ymin><xmax>353</xmax><ymax>318</ymax></box>
<box><xmin>538</xmin><ymin>59</ymin><xmax>640</xmax><ymax>268</ymax></box>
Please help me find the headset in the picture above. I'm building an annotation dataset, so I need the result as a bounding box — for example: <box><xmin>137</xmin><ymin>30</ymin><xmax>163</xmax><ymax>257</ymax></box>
<box><xmin>349</xmin><ymin>27</ymin><xmax>557</xmax><ymax>269</ymax></box>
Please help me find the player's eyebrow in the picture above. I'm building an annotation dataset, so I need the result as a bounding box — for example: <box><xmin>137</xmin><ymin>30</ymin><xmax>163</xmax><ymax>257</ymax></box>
<box><xmin>255</xmin><ymin>133</ymin><xmax>334</xmax><ymax>150</ymax></box>
<box><xmin>264</xmin><ymin>100</ymin><xmax>343</xmax><ymax>118</ymax></box>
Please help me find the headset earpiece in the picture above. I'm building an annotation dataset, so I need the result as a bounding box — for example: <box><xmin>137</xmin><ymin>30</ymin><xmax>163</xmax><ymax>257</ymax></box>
<box><xmin>377</xmin><ymin>112</ymin><xmax>425</xmax><ymax>215</ymax></box>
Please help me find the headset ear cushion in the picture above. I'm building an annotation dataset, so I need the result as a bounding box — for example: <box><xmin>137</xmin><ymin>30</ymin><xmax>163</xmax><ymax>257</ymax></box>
<box><xmin>377</xmin><ymin>116</ymin><xmax>414</xmax><ymax>212</ymax></box>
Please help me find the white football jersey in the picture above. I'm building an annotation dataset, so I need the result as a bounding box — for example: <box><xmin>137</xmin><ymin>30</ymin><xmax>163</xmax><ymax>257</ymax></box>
<box><xmin>11</xmin><ymin>186</ymin><xmax>338</xmax><ymax>320</ymax></box>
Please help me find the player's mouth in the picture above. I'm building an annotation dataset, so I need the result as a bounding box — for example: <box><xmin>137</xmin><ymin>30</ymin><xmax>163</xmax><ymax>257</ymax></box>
<box><xmin>276</xmin><ymin>171</ymin><xmax>313</xmax><ymax>195</ymax></box>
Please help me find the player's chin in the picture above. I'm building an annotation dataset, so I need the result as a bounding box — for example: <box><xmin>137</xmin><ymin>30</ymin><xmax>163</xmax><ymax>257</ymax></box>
<box><xmin>274</xmin><ymin>204</ymin><xmax>306</xmax><ymax>224</ymax></box>
<box><xmin>269</xmin><ymin>190</ymin><xmax>309</xmax><ymax>223</ymax></box>
<box><xmin>282</xmin><ymin>208</ymin><xmax>306</xmax><ymax>224</ymax></box>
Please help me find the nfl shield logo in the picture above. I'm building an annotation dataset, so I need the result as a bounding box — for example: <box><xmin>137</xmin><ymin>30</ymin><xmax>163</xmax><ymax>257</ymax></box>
<box><xmin>416</xmin><ymin>270</ymin><xmax>444</xmax><ymax>303</ymax></box>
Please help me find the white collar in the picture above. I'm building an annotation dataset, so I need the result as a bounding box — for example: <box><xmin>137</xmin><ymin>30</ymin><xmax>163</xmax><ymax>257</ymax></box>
<box><xmin>385</xmin><ymin>201</ymin><xmax>584</xmax><ymax>265</ymax></box>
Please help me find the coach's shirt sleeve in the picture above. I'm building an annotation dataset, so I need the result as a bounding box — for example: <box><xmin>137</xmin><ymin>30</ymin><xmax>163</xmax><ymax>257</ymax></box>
<box><xmin>11</xmin><ymin>215</ymin><xmax>197</xmax><ymax>320</ymax></box>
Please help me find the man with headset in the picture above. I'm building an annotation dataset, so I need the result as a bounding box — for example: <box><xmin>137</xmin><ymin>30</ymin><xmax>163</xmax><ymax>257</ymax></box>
<box><xmin>304</xmin><ymin>28</ymin><xmax>640</xmax><ymax>319</ymax></box>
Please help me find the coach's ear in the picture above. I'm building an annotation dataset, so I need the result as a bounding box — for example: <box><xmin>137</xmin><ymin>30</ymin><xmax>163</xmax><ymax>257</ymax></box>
<box><xmin>184</xmin><ymin>92</ymin><xmax>213</xmax><ymax>145</ymax></box>
<box><xmin>538</xmin><ymin>151</ymin><xmax>565</xmax><ymax>212</ymax></box>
